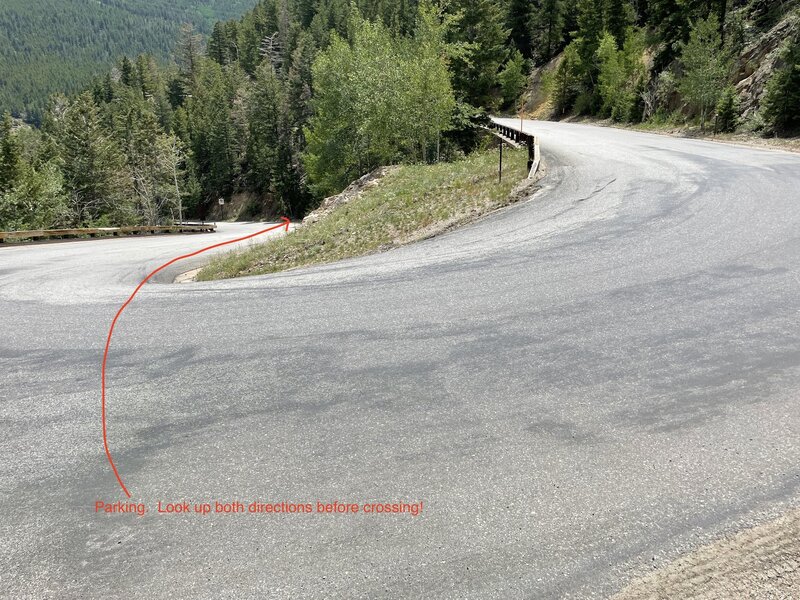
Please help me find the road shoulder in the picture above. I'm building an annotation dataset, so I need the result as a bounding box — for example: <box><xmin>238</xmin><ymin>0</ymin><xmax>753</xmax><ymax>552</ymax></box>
<box><xmin>614</xmin><ymin>507</ymin><xmax>800</xmax><ymax>599</ymax></box>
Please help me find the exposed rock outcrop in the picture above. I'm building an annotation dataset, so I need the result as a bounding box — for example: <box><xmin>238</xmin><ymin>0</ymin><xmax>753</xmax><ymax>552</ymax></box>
<box><xmin>734</xmin><ymin>12</ymin><xmax>800</xmax><ymax>119</ymax></box>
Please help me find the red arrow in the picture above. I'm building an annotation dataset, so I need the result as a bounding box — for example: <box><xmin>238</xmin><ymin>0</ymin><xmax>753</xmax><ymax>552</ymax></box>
<box><xmin>102</xmin><ymin>218</ymin><xmax>291</xmax><ymax>498</ymax></box>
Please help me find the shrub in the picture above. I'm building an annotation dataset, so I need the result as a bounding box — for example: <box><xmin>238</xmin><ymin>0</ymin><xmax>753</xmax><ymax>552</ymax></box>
<box><xmin>714</xmin><ymin>86</ymin><xmax>739</xmax><ymax>132</ymax></box>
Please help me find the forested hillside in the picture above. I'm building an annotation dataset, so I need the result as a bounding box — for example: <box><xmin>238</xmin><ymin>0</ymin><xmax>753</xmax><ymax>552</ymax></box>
<box><xmin>0</xmin><ymin>0</ymin><xmax>255</xmax><ymax>121</ymax></box>
<box><xmin>1</xmin><ymin>0</ymin><xmax>799</xmax><ymax>233</ymax></box>
<box><xmin>523</xmin><ymin>0</ymin><xmax>800</xmax><ymax>135</ymax></box>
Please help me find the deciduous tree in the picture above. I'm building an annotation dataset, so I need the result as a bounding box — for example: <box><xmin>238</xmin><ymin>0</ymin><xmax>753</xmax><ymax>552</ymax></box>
<box><xmin>679</xmin><ymin>15</ymin><xmax>729</xmax><ymax>131</ymax></box>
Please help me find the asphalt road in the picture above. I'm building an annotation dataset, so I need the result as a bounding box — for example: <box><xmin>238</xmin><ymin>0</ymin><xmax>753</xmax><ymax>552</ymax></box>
<box><xmin>2</xmin><ymin>121</ymin><xmax>799</xmax><ymax>598</ymax></box>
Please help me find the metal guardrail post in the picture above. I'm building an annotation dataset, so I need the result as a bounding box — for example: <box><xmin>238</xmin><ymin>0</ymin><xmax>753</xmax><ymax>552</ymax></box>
<box><xmin>499</xmin><ymin>138</ymin><xmax>503</xmax><ymax>183</ymax></box>
<box><xmin>483</xmin><ymin>119</ymin><xmax>540</xmax><ymax>181</ymax></box>
<box><xmin>0</xmin><ymin>224</ymin><xmax>217</xmax><ymax>243</ymax></box>
<box><xmin>527</xmin><ymin>136</ymin><xmax>534</xmax><ymax>173</ymax></box>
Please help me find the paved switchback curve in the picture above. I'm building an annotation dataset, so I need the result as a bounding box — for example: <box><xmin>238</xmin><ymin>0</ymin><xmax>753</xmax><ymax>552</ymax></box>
<box><xmin>1</xmin><ymin>120</ymin><xmax>799</xmax><ymax>598</ymax></box>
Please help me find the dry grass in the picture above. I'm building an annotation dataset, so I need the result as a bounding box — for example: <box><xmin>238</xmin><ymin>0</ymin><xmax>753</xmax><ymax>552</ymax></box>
<box><xmin>197</xmin><ymin>146</ymin><xmax>528</xmax><ymax>280</ymax></box>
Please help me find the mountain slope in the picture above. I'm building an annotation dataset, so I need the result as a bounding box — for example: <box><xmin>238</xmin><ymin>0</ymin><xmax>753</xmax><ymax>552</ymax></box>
<box><xmin>0</xmin><ymin>0</ymin><xmax>255</xmax><ymax>121</ymax></box>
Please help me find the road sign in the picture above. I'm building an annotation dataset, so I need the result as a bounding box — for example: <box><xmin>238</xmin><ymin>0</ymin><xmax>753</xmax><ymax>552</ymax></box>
<box><xmin>218</xmin><ymin>197</ymin><xmax>225</xmax><ymax>206</ymax></box>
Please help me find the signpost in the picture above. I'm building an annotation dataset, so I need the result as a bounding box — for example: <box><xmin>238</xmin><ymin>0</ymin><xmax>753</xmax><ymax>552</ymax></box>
<box><xmin>498</xmin><ymin>138</ymin><xmax>503</xmax><ymax>183</ymax></box>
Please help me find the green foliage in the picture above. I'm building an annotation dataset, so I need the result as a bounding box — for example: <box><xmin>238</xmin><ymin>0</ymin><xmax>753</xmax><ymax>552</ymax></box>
<box><xmin>604</xmin><ymin>0</ymin><xmax>632</xmax><ymax>48</ymax></box>
<box><xmin>198</xmin><ymin>146</ymin><xmax>528</xmax><ymax>280</ymax></box>
<box><xmin>499</xmin><ymin>50</ymin><xmax>529</xmax><ymax>105</ymax></box>
<box><xmin>309</xmin><ymin>0</ymin><xmax>353</xmax><ymax>47</ymax></box>
<box><xmin>762</xmin><ymin>33</ymin><xmax>800</xmax><ymax>135</ymax></box>
<box><xmin>286</xmin><ymin>32</ymin><xmax>317</xmax><ymax>131</ymax></box>
<box><xmin>0</xmin><ymin>115</ymin><xmax>70</xmax><ymax>230</ymax></box>
<box><xmin>6</xmin><ymin>0</ymin><xmax>797</xmax><ymax>233</ymax></box>
<box><xmin>529</xmin><ymin>0</ymin><xmax>566</xmax><ymax>65</ymax></box>
<box><xmin>0</xmin><ymin>161</ymin><xmax>70</xmax><ymax>231</ymax></box>
<box><xmin>246</xmin><ymin>63</ymin><xmax>309</xmax><ymax>216</ymax></box>
<box><xmin>120</xmin><ymin>101</ymin><xmax>184</xmax><ymax>226</ymax></box>
<box><xmin>548</xmin><ymin>42</ymin><xmax>582</xmax><ymax>115</ymax></box>
<box><xmin>448</xmin><ymin>0</ymin><xmax>510</xmax><ymax>109</ymax></box>
<box><xmin>507</xmin><ymin>0</ymin><xmax>536</xmax><ymax>57</ymax></box>
<box><xmin>54</xmin><ymin>93</ymin><xmax>134</xmax><ymax>225</ymax></box>
<box><xmin>406</xmin><ymin>2</ymin><xmax>458</xmax><ymax>159</ymax></box>
<box><xmin>0</xmin><ymin>114</ymin><xmax>22</xmax><ymax>193</ymax></box>
<box><xmin>0</xmin><ymin>0</ymin><xmax>254</xmax><ymax>121</ymax></box>
<box><xmin>596</xmin><ymin>28</ymin><xmax>645</xmax><ymax>121</ymax></box>
<box><xmin>247</xmin><ymin>64</ymin><xmax>286</xmax><ymax>199</ymax></box>
<box><xmin>304</xmin><ymin>3</ymin><xmax>455</xmax><ymax>197</ymax></box>
<box><xmin>678</xmin><ymin>15</ymin><xmax>730</xmax><ymax>130</ymax></box>
<box><xmin>208</xmin><ymin>22</ymin><xmax>241</xmax><ymax>67</ymax></box>
<box><xmin>187</xmin><ymin>62</ymin><xmax>246</xmax><ymax>207</ymax></box>
<box><xmin>576</xmin><ymin>0</ymin><xmax>605</xmax><ymax>74</ymax></box>
<box><xmin>715</xmin><ymin>86</ymin><xmax>739</xmax><ymax>132</ymax></box>
<box><xmin>748</xmin><ymin>0</ymin><xmax>800</xmax><ymax>31</ymax></box>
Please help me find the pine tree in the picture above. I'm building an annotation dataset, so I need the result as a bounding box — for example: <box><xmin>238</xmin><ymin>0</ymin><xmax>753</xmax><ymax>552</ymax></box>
<box><xmin>238</xmin><ymin>11</ymin><xmax>264</xmax><ymax>74</ymax></box>
<box><xmin>716</xmin><ymin>0</ymin><xmax>727</xmax><ymax>45</ymax></box>
<box><xmin>447</xmin><ymin>0</ymin><xmax>510</xmax><ymax>109</ymax></box>
<box><xmin>186</xmin><ymin>62</ymin><xmax>242</xmax><ymax>207</ymax></box>
<box><xmin>549</xmin><ymin>42</ymin><xmax>581</xmax><ymax>115</ymax></box>
<box><xmin>576</xmin><ymin>0</ymin><xmax>605</xmax><ymax>73</ymax></box>
<box><xmin>714</xmin><ymin>85</ymin><xmax>738</xmax><ymax>132</ymax></box>
<box><xmin>120</xmin><ymin>57</ymin><xmax>135</xmax><ymax>87</ymax></box>
<box><xmin>529</xmin><ymin>0</ymin><xmax>565</xmax><ymax>65</ymax></box>
<box><xmin>135</xmin><ymin>55</ymin><xmax>158</xmax><ymax>99</ymax></box>
<box><xmin>57</xmin><ymin>93</ymin><xmax>131</xmax><ymax>225</ymax></box>
<box><xmin>648</xmin><ymin>0</ymin><xmax>689</xmax><ymax>70</ymax></box>
<box><xmin>762</xmin><ymin>34</ymin><xmax>800</xmax><ymax>135</ymax></box>
<box><xmin>247</xmin><ymin>63</ymin><xmax>284</xmax><ymax>197</ymax></box>
<box><xmin>225</xmin><ymin>22</ymin><xmax>242</xmax><ymax>63</ymax></box>
<box><xmin>101</xmin><ymin>73</ymin><xmax>115</xmax><ymax>104</ymax></box>
<box><xmin>111</xmin><ymin>96</ymin><xmax>177</xmax><ymax>225</ymax></box>
<box><xmin>498</xmin><ymin>50</ymin><xmax>528</xmax><ymax>105</ymax></box>
<box><xmin>295</xmin><ymin>0</ymin><xmax>317</xmax><ymax>28</ymax></box>
<box><xmin>177</xmin><ymin>24</ymin><xmax>205</xmax><ymax>93</ymax></box>
<box><xmin>0</xmin><ymin>113</ymin><xmax>21</xmax><ymax>191</ymax></box>
<box><xmin>507</xmin><ymin>0</ymin><xmax>535</xmax><ymax>58</ymax></box>
<box><xmin>0</xmin><ymin>113</ymin><xmax>22</xmax><ymax>193</ymax></box>
<box><xmin>569</xmin><ymin>0</ymin><xmax>606</xmax><ymax>112</ymax></box>
<box><xmin>208</xmin><ymin>22</ymin><xmax>232</xmax><ymax>66</ymax></box>
<box><xmin>605</xmin><ymin>0</ymin><xmax>631</xmax><ymax>48</ymax></box>
<box><xmin>286</xmin><ymin>31</ymin><xmax>316</xmax><ymax>132</ymax></box>
<box><xmin>309</xmin><ymin>0</ymin><xmax>351</xmax><ymax>48</ymax></box>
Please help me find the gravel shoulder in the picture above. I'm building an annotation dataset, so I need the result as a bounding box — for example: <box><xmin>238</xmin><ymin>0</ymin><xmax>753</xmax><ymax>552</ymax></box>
<box><xmin>614</xmin><ymin>507</ymin><xmax>800</xmax><ymax>599</ymax></box>
<box><xmin>561</xmin><ymin>115</ymin><xmax>800</xmax><ymax>154</ymax></box>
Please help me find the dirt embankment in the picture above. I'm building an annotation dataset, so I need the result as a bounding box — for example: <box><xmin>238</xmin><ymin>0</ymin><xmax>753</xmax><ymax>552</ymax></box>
<box><xmin>614</xmin><ymin>507</ymin><xmax>800</xmax><ymax>599</ymax></box>
<box><xmin>301</xmin><ymin>166</ymin><xmax>398</xmax><ymax>226</ymax></box>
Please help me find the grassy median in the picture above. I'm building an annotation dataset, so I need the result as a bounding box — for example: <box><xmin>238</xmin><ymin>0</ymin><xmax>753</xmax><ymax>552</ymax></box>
<box><xmin>196</xmin><ymin>146</ymin><xmax>528</xmax><ymax>281</ymax></box>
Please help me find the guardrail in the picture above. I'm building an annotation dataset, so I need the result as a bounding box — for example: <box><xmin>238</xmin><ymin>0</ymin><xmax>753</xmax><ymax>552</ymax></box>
<box><xmin>0</xmin><ymin>223</ymin><xmax>217</xmax><ymax>243</ymax></box>
<box><xmin>483</xmin><ymin>120</ymin><xmax>540</xmax><ymax>180</ymax></box>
